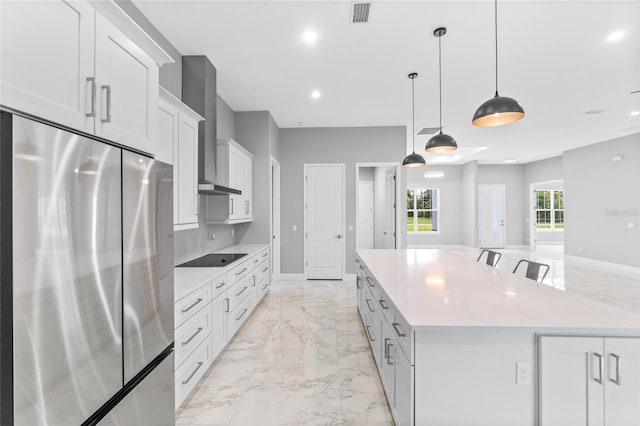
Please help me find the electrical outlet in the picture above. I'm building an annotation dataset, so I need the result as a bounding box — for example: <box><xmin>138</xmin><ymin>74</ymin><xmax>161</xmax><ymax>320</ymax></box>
<box><xmin>231</xmin><ymin>228</ymin><xmax>235</xmax><ymax>237</ymax></box>
<box><xmin>208</xmin><ymin>233</ymin><xmax>215</xmax><ymax>241</ymax></box>
<box><xmin>516</xmin><ymin>362</ymin><xmax>531</xmax><ymax>385</ymax></box>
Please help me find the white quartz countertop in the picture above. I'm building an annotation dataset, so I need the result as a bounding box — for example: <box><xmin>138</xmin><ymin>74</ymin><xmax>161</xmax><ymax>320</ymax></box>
<box><xmin>357</xmin><ymin>249</ymin><xmax>640</xmax><ymax>334</ymax></box>
<box><xmin>174</xmin><ymin>244</ymin><xmax>269</xmax><ymax>301</ymax></box>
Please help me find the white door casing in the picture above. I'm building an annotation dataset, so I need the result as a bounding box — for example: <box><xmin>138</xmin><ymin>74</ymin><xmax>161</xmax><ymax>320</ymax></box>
<box><xmin>271</xmin><ymin>157</ymin><xmax>281</xmax><ymax>278</ymax></box>
<box><xmin>478</xmin><ymin>184</ymin><xmax>505</xmax><ymax>249</ymax></box>
<box><xmin>304</xmin><ymin>164</ymin><xmax>345</xmax><ymax>279</ymax></box>
<box><xmin>357</xmin><ymin>181</ymin><xmax>373</xmax><ymax>249</ymax></box>
<box><xmin>384</xmin><ymin>168</ymin><xmax>396</xmax><ymax>249</ymax></box>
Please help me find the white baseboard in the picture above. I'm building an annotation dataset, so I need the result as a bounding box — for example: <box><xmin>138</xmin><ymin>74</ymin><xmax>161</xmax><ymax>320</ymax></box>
<box><xmin>407</xmin><ymin>244</ymin><xmax>466</xmax><ymax>249</ymax></box>
<box><xmin>535</xmin><ymin>241</ymin><xmax>564</xmax><ymax>246</ymax></box>
<box><xmin>343</xmin><ymin>273</ymin><xmax>356</xmax><ymax>281</ymax></box>
<box><xmin>564</xmin><ymin>254</ymin><xmax>640</xmax><ymax>278</ymax></box>
<box><xmin>505</xmin><ymin>244</ymin><xmax>531</xmax><ymax>249</ymax></box>
<box><xmin>278</xmin><ymin>273</ymin><xmax>306</xmax><ymax>281</ymax></box>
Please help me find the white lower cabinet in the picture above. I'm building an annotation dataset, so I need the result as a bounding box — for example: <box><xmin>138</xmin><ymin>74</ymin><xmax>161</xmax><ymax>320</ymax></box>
<box><xmin>174</xmin><ymin>302</ymin><xmax>212</xmax><ymax>367</ymax></box>
<box><xmin>394</xmin><ymin>346</ymin><xmax>414</xmax><ymax>426</ymax></box>
<box><xmin>175</xmin><ymin>337</ymin><xmax>211</xmax><ymax>408</ymax></box>
<box><xmin>540</xmin><ymin>336</ymin><xmax>640</xmax><ymax>426</ymax></box>
<box><xmin>210</xmin><ymin>292</ymin><xmax>228</xmax><ymax>361</ymax></box>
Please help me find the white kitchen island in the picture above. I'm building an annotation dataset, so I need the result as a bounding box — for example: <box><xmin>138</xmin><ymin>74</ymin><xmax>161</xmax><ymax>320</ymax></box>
<box><xmin>355</xmin><ymin>249</ymin><xmax>640</xmax><ymax>426</ymax></box>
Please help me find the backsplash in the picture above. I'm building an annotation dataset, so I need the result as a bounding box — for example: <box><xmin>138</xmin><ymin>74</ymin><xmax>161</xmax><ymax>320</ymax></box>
<box><xmin>174</xmin><ymin>214</ymin><xmax>236</xmax><ymax>265</ymax></box>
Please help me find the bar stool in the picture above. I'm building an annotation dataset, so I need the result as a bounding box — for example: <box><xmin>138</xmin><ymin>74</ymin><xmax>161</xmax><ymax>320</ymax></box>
<box><xmin>512</xmin><ymin>259</ymin><xmax>550</xmax><ymax>283</ymax></box>
<box><xmin>476</xmin><ymin>249</ymin><xmax>502</xmax><ymax>267</ymax></box>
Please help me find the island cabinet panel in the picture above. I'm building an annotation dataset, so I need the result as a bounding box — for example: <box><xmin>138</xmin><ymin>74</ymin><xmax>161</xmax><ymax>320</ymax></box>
<box><xmin>540</xmin><ymin>336</ymin><xmax>640</xmax><ymax>426</ymax></box>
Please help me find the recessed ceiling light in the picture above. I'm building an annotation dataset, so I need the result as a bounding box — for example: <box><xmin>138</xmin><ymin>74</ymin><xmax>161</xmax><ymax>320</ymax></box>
<box><xmin>504</xmin><ymin>158</ymin><xmax>516</xmax><ymax>163</ymax></box>
<box><xmin>311</xmin><ymin>90</ymin><xmax>321</xmax><ymax>99</ymax></box>
<box><xmin>302</xmin><ymin>30</ymin><xmax>318</xmax><ymax>45</ymax></box>
<box><xmin>630</xmin><ymin>111</ymin><xmax>640</xmax><ymax>117</ymax></box>
<box><xmin>424</xmin><ymin>171</ymin><xmax>444</xmax><ymax>178</ymax></box>
<box><xmin>607</xmin><ymin>30</ymin><xmax>624</xmax><ymax>42</ymax></box>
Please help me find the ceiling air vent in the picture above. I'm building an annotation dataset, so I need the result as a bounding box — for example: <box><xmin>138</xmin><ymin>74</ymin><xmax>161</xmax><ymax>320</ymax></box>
<box><xmin>351</xmin><ymin>2</ymin><xmax>371</xmax><ymax>23</ymax></box>
<box><xmin>585</xmin><ymin>109</ymin><xmax>607</xmax><ymax>114</ymax></box>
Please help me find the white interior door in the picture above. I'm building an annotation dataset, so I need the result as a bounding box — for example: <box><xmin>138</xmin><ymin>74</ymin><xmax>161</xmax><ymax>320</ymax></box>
<box><xmin>384</xmin><ymin>168</ymin><xmax>396</xmax><ymax>249</ymax></box>
<box><xmin>271</xmin><ymin>157</ymin><xmax>281</xmax><ymax>278</ymax></box>
<box><xmin>357</xmin><ymin>181</ymin><xmax>373</xmax><ymax>249</ymax></box>
<box><xmin>478</xmin><ymin>184</ymin><xmax>505</xmax><ymax>248</ymax></box>
<box><xmin>305</xmin><ymin>164</ymin><xmax>344</xmax><ymax>279</ymax></box>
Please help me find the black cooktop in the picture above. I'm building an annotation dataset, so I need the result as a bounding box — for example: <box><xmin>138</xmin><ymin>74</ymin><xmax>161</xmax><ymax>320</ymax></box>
<box><xmin>176</xmin><ymin>253</ymin><xmax>248</xmax><ymax>268</ymax></box>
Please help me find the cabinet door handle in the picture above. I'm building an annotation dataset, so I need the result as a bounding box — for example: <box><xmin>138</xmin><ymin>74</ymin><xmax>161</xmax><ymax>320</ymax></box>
<box><xmin>365</xmin><ymin>299</ymin><xmax>375</xmax><ymax>313</ymax></box>
<box><xmin>356</xmin><ymin>279</ymin><xmax>362</xmax><ymax>289</ymax></box>
<box><xmin>181</xmin><ymin>298</ymin><xmax>203</xmax><ymax>313</ymax></box>
<box><xmin>261</xmin><ymin>282</ymin><xmax>269</xmax><ymax>290</ymax></box>
<box><xmin>235</xmin><ymin>286</ymin><xmax>248</xmax><ymax>296</ymax></box>
<box><xmin>225</xmin><ymin>298</ymin><xmax>230</xmax><ymax>313</ymax></box>
<box><xmin>366</xmin><ymin>277</ymin><xmax>374</xmax><ymax>288</ymax></box>
<box><xmin>235</xmin><ymin>267</ymin><xmax>248</xmax><ymax>276</ymax></box>
<box><xmin>593</xmin><ymin>352</ymin><xmax>603</xmax><ymax>384</ymax></box>
<box><xmin>230</xmin><ymin>198</ymin><xmax>234</xmax><ymax>215</ymax></box>
<box><xmin>235</xmin><ymin>308</ymin><xmax>248</xmax><ymax>321</ymax></box>
<box><xmin>181</xmin><ymin>361</ymin><xmax>203</xmax><ymax>385</ymax></box>
<box><xmin>181</xmin><ymin>327</ymin><xmax>203</xmax><ymax>346</ymax></box>
<box><xmin>262</xmin><ymin>267</ymin><xmax>269</xmax><ymax>273</ymax></box>
<box><xmin>245</xmin><ymin>200</ymin><xmax>249</xmax><ymax>214</ymax></box>
<box><xmin>86</xmin><ymin>77</ymin><xmax>96</xmax><ymax>117</ymax></box>
<box><xmin>262</xmin><ymin>252</ymin><xmax>268</xmax><ymax>258</ymax></box>
<box><xmin>194</xmin><ymin>194</ymin><xmax>199</xmax><ymax>216</ymax></box>
<box><xmin>387</xmin><ymin>343</ymin><xmax>394</xmax><ymax>365</ymax></box>
<box><xmin>365</xmin><ymin>325</ymin><xmax>375</xmax><ymax>342</ymax></box>
<box><xmin>610</xmin><ymin>353</ymin><xmax>621</xmax><ymax>385</ymax></box>
<box><xmin>379</xmin><ymin>299</ymin><xmax>389</xmax><ymax>310</ymax></box>
<box><xmin>215</xmin><ymin>281</ymin><xmax>226</xmax><ymax>289</ymax></box>
<box><xmin>101</xmin><ymin>84</ymin><xmax>111</xmax><ymax>123</ymax></box>
<box><xmin>384</xmin><ymin>337</ymin><xmax>390</xmax><ymax>360</ymax></box>
<box><xmin>392</xmin><ymin>322</ymin><xmax>406</xmax><ymax>338</ymax></box>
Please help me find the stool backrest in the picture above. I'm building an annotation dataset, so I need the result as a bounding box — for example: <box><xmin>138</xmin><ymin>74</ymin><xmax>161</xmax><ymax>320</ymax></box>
<box><xmin>477</xmin><ymin>249</ymin><xmax>502</xmax><ymax>267</ymax></box>
<box><xmin>512</xmin><ymin>259</ymin><xmax>550</xmax><ymax>283</ymax></box>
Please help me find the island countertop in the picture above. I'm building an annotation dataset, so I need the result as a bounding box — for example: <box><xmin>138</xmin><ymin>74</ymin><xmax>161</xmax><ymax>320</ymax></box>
<box><xmin>356</xmin><ymin>249</ymin><xmax>640</xmax><ymax>334</ymax></box>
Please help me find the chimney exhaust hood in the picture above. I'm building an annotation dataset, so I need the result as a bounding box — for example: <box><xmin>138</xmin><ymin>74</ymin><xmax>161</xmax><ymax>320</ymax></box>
<box><xmin>182</xmin><ymin>56</ymin><xmax>242</xmax><ymax>196</ymax></box>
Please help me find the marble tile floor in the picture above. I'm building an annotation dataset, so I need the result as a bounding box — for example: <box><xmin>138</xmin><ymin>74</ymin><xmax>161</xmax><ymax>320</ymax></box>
<box><xmin>176</xmin><ymin>280</ymin><xmax>393</xmax><ymax>426</ymax></box>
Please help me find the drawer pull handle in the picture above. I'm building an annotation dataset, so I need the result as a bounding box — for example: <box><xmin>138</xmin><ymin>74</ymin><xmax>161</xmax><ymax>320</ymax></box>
<box><xmin>366</xmin><ymin>277</ymin><xmax>374</xmax><ymax>287</ymax></box>
<box><xmin>235</xmin><ymin>286</ymin><xmax>248</xmax><ymax>296</ymax></box>
<box><xmin>182</xmin><ymin>361</ymin><xmax>204</xmax><ymax>385</ymax></box>
<box><xmin>359</xmin><ymin>265</ymin><xmax>365</xmax><ymax>270</ymax></box>
<box><xmin>235</xmin><ymin>308</ymin><xmax>249</xmax><ymax>321</ymax></box>
<box><xmin>365</xmin><ymin>299</ymin><xmax>375</xmax><ymax>313</ymax></box>
<box><xmin>216</xmin><ymin>281</ymin><xmax>226</xmax><ymax>289</ymax></box>
<box><xmin>235</xmin><ymin>267</ymin><xmax>248</xmax><ymax>276</ymax></box>
<box><xmin>181</xmin><ymin>298</ymin><xmax>203</xmax><ymax>313</ymax></box>
<box><xmin>365</xmin><ymin>325</ymin><xmax>375</xmax><ymax>342</ymax></box>
<box><xmin>379</xmin><ymin>299</ymin><xmax>389</xmax><ymax>310</ymax></box>
<box><xmin>181</xmin><ymin>327</ymin><xmax>203</xmax><ymax>346</ymax></box>
<box><xmin>262</xmin><ymin>267</ymin><xmax>269</xmax><ymax>273</ymax></box>
<box><xmin>253</xmin><ymin>259</ymin><xmax>259</xmax><ymax>264</ymax></box>
<box><xmin>261</xmin><ymin>282</ymin><xmax>269</xmax><ymax>290</ymax></box>
<box><xmin>262</xmin><ymin>252</ymin><xmax>268</xmax><ymax>258</ymax></box>
<box><xmin>392</xmin><ymin>322</ymin><xmax>406</xmax><ymax>338</ymax></box>
<box><xmin>610</xmin><ymin>353</ymin><xmax>621</xmax><ymax>385</ymax></box>
<box><xmin>593</xmin><ymin>352</ymin><xmax>603</xmax><ymax>384</ymax></box>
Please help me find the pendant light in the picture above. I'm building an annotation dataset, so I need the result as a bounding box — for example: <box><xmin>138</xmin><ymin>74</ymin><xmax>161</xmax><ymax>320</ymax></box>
<box><xmin>425</xmin><ymin>27</ymin><xmax>457</xmax><ymax>153</ymax></box>
<box><xmin>402</xmin><ymin>73</ymin><xmax>426</xmax><ymax>168</ymax></box>
<box><xmin>472</xmin><ymin>0</ymin><xmax>525</xmax><ymax>127</ymax></box>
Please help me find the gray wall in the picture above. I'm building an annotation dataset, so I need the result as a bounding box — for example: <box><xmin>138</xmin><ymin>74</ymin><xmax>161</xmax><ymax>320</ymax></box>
<box><xmin>217</xmin><ymin>95</ymin><xmax>235</xmax><ymax>140</ymax></box>
<box><xmin>115</xmin><ymin>0</ymin><xmax>182</xmax><ymax>98</ymax></box>
<box><xmin>478</xmin><ymin>165</ymin><xmax>526</xmax><ymax>246</ymax></box>
<box><xmin>564</xmin><ymin>133</ymin><xmax>640</xmax><ymax>267</ymax></box>
<box><xmin>280</xmin><ymin>126</ymin><xmax>406</xmax><ymax>274</ymax></box>
<box><xmin>406</xmin><ymin>166</ymin><xmax>462</xmax><ymax>246</ymax></box>
<box><xmin>359</xmin><ymin>167</ymin><xmax>375</xmax><ymax>181</ymax></box>
<box><xmin>234</xmin><ymin>111</ymin><xmax>279</xmax><ymax>245</ymax></box>
<box><xmin>268</xmin><ymin>114</ymin><xmax>281</xmax><ymax>162</ymax></box>
<box><xmin>461</xmin><ymin>161</ymin><xmax>478</xmax><ymax>247</ymax></box>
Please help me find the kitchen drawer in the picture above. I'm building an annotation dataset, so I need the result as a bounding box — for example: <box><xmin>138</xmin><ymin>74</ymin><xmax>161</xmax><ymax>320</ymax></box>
<box><xmin>175</xmin><ymin>301</ymin><xmax>212</xmax><ymax>368</ymax></box>
<box><xmin>248</xmin><ymin>253</ymin><xmax>262</xmax><ymax>270</ymax></box>
<box><xmin>363</xmin><ymin>285</ymin><xmax>379</xmax><ymax>318</ymax></box>
<box><xmin>227</xmin><ymin>258</ymin><xmax>251</xmax><ymax>286</ymax></box>
<box><xmin>257</xmin><ymin>247</ymin><xmax>270</xmax><ymax>262</ymax></box>
<box><xmin>391</xmin><ymin>311</ymin><xmax>413</xmax><ymax>365</ymax></box>
<box><xmin>258</xmin><ymin>275</ymin><xmax>270</xmax><ymax>300</ymax></box>
<box><xmin>364</xmin><ymin>309</ymin><xmax>381</xmax><ymax>368</ymax></box>
<box><xmin>364</xmin><ymin>273</ymin><xmax>379</xmax><ymax>300</ymax></box>
<box><xmin>227</xmin><ymin>294</ymin><xmax>251</xmax><ymax>338</ymax></box>
<box><xmin>210</xmin><ymin>273</ymin><xmax>228</xmax><ymax>300</ymax></box>
<box><xmin>255</xmin><ymin>259</ymin><xmax>270</xmax><ymax>285</ymax></box>
<box><xmin>175</xmin><ymin>282</ymin><xmax>211</xmax><ymax>327</ymax></box>
<box><xmin>175</xmin><ymin>337</ymin><xmax>212</xmax><ymax>409</ymax></box>
<box><xmin>226</xmin><ymin>274</ymin><xmax>252</xmax><ymax>313</ymax></box>
<box><xmin>377</xmin><ymin>290</ymin><xmax>394</xmax><ymax>326</ymax></box>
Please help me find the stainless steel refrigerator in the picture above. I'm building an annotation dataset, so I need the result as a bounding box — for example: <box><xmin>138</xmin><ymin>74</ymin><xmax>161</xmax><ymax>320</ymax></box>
<box><xmin>0</xmin><ymin>112</ymin><xmax>175</xmax><ymax>425</ymax></box>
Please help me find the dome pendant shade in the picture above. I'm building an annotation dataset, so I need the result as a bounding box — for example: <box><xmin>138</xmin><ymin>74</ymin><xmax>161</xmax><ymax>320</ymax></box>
<box><xmin>402</xmin><ymin>151</ymin><xmax>427</xmax><ymax>167</ymax></box>
<box><xmin>425</xmin><ymin>132</ymin><xmax>458</xmax><ymax>153</ymax></box>
<box><xmin>472</xmin><ymin>92</ymin><xmax>525</xmax><ymax>127</ymax></box>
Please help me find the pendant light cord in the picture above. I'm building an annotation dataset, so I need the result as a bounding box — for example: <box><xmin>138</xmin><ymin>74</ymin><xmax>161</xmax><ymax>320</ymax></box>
<box><xmin>411</xmin><ymin>76</ymin><xmax>416</xmax><ymax>152</ymax></box>
<box><xmin>494</xmin><ymin>0</ymin><xmax>499</xmax><ymax>95</ymax></box>
<box><xmin>438</xmin><ymin>34</ymin><xmax>443</xmax><ymax>132</ymax></box>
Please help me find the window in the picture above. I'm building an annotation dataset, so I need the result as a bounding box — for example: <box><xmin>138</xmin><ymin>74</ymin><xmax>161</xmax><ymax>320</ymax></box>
<box><xmin>407</xmin><ymin>188</ymin><xmax>439</xmax><ymax>232</ymax></box>
<box><xmin>535</xmin><ymin>190</ymin><xmax>564</xmax><ymax>230</ymax></box>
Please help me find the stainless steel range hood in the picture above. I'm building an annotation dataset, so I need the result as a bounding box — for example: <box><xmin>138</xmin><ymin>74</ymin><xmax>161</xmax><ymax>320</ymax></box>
<box><xmin>182</xmin><ymin>56</ymin><xmax>242</xmax><ymax>196</ymax></box>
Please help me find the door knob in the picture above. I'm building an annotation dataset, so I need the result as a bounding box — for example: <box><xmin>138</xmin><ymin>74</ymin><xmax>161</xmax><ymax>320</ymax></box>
<box><xmin>336</xmin><ymin>234</ymin><xmax>342</xmax><ymax>239</ymax></box>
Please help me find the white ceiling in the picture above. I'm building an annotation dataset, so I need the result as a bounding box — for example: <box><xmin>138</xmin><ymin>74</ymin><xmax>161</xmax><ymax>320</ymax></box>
<box><xmin>134</xmin><ymin>0</ymin><xmax>640</xmax><ymax>164</ymax></box>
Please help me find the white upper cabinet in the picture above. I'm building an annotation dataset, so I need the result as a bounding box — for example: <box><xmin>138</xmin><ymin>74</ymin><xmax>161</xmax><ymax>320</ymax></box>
<box><xmin>205</xmin><ymin>139</ymin><xmax>254</xmax><ymax>224</ymax></box>
<box><xmin>94</xmin><ymin>13</ymin><xmax>158</xmax><ymax>154</ymax></box>
<box><xmin>0</xmin><ymin>0</ymin><xmax>173</xmax><ymax>155</ymax></box>
<box><xmin>158</xmin><ymin>87</ymin><xmax>203</xmax><ymax>230</ymax></box>
<box><xmin>0</xmin><ymin>0</ymin><xmax>95</xmax><ymax>133</ymax></box>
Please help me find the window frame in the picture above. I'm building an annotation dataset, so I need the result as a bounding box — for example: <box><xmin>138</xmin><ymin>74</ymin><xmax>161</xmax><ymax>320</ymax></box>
<box><xmin>535</xmin><ymin>189</ymin><xmax>564</xmax><ymax>231</ymax></box>
<box><xmin>407</xmin><ymin>187</ymin><xmax>440</xmax><ymax>233</ymax></box>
